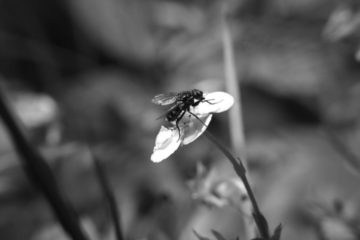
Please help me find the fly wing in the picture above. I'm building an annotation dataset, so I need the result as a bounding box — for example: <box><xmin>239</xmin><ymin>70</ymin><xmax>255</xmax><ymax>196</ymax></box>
<box><xmin>152</xmin><ymin>93</ymin><xmax>178</xmax><ymax>105</ymax></box>
<box><xmin>155</xmin><ymin>104</ymin><xmax>178</xmax><ymax>120</ymax></box>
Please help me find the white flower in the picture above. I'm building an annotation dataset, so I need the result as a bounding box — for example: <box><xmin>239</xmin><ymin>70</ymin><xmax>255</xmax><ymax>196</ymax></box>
<box><xmin>151</xmin><ymin>91</ymin><xmax>234</xmax><ymax>163</ymax></box>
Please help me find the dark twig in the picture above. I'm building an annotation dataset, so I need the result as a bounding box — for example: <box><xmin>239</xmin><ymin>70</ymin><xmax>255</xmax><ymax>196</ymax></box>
<box><xmin>204</xmin><ymin>131</ymin><xmax>271</xmax><ymax>239</ymax></box>
<box><xmin>0</xmin><ymin>88</ymin><xmax>88</xmax><ymax>240</ymax></box>
<box><xmin>91</xmin><ymin>151</ymin><xmax>124</xmax><ymax>240</ymax></box>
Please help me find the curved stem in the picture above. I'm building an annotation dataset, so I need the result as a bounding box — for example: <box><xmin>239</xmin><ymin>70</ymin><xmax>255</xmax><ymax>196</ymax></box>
<box><xmin>204</xmin><ymin>131</ymin><xmax>270</xmax><ymax>239</ymax></box>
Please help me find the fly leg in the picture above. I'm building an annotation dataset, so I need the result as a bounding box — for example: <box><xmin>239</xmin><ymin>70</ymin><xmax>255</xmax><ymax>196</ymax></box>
<box><xmin>175</xmin><ymin>110</ymin><xmax>186</xmax><ymax>140</ymax></box>
<box><xmin>203</xmin><ymin>98</ymin><xmax>221</xmax><ymax>105</ymax></box>
<box><xmin>193</xmin><ymin>98</ymin><xmax>203</xmax><ymax>106</ymax></box>
<box><xmin>188</xmin><ymin>111</ymin><xmax>209</xmax><ymax>128</ymax></box>
<box><xmin>193</xmin><ymin>98</ymin><xmax>218</xmax><ymax>106</ymax></box>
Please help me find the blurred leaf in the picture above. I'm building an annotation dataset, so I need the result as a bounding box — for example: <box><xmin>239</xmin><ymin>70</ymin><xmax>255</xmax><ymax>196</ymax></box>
<box><xmin>325</xmin><ymin>129</ymin><xmax>360</xmax><ymax>175</ymax></box>
<box><xmin>12</xmin><ymin>93</ymin><xmax>58</xmax><ymax>128</ymax></box>
<box><xmin>31</xmin><ymin>218</ymin><xmax>100</xmax><ymax>240</ymax></box>
<box><xmin>67</xmin><ymin>0</ymin><xmax>157</xmax><ymax>61</ymax></box>
<box><xmin>321</xmin><ymin>218</ymin><xmax>356</xmax><ymax>240</ymax></box>
<box><xmin>193</xmin><ymin>230</ymin><xmax>211</xmax><ymax>240</ymax></box>
<box><xmin>211</xmin><ymin>229</ymin><xmax>227</xmax><ymax>240</ymax></box>
<box><xmin>154</xmin><ymin>2</ymin><xmax>205</xmax><ymax>33</ymax></box>
<box><xmin>323</xmin><ymin>3</ymin><xmax>360</xmax><ymax>42</ymax></box>
<box><xmin>270</xmin><ymin>224</ymin><xmax>282</xmax><ymax>240</ymax></box>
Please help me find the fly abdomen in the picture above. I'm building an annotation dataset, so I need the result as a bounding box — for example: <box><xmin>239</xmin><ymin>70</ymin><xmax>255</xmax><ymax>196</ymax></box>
<box><xmin>166</xmin><ymin>105</ymin><xmax>183</xmax><ymax>122</ymax></box>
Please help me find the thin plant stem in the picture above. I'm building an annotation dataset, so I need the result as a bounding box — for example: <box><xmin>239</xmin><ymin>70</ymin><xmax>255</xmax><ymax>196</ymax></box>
<box><xmin>0</xmin><ymin>88</ymin><xmax>88</xmax><ymax>240</ymax></box>
<box><xmin>204</xmin><ymin>131</ymin><xmax>270</xmax><ymax>239</ymax></box>
<box><xmin>221</xmin><ymin>7</ymin><xmax>246</xmax><ymax>161</ymax></box>
<box><xmin>91</xmin><ymin>151</ymin><xmax>124</xmax><ymax>240</ymax></box>
<box><xmin>220</xmin><ymin>6</ymin><xmax>255</xmax><ymax>238</ymax></box>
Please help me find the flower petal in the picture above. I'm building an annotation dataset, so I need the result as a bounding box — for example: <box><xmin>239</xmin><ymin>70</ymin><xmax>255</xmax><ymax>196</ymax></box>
<box><xmin>182</xmin><ymin>114</ymin><xmax>212</xmax><ymax>145</ymax></box>
<box><xmin>151</xmin><ymin>126</ymin><xmax>182</xmax><ymax>163</ymax></box>
<box><xmin>192</xmin><ymin>91</ymin><xmax>234</xmax><ymax>115</ymax></box>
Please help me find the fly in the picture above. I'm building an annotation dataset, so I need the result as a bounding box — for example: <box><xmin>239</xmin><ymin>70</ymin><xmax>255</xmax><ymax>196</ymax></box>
<box><xmin>152</xmin><ymin>89</ymin><xmax>206</xmax><ymax>135</ymax></box>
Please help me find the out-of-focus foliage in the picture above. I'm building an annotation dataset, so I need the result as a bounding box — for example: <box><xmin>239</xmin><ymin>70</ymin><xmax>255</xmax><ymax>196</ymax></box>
<box><xmin>1</xmin><ymin>0</ymin><xmax>360</xmax><ymax>240</ymax></box>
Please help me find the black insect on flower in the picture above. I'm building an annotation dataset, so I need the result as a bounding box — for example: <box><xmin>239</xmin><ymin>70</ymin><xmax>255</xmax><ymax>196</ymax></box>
<box><xmin>151</xmin><ymin>90</ymin><xmax>234</xmax><ymax>163</ymax></box>
<box><xmin>152</xmin><ymin>89</ymin><xmax>204</xmax><ymax>107</ymax></box>
<box><xmin>152</xmin><ymin>89</ymin><xmax>208</xmax><ymax>133</ymax></box>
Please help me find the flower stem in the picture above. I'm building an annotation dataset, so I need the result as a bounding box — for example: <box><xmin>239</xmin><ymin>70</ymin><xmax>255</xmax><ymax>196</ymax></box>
<box><xmin>204</xmin><ymin>131</ymin><xmax>270</xmax><ymax>239</ymax></box>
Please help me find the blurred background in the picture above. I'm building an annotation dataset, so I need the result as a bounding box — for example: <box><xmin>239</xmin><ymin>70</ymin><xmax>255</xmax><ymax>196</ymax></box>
<box><xmin>1</xmin><ymin>0</ymin><xmax>360</xmax><ymax>239</ymax></box>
